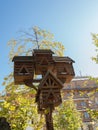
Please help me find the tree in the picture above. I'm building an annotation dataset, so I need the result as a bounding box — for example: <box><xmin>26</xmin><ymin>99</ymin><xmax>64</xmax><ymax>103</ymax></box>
<box><xmin>8</xmin><ymin>26</ymin><xmax>65</xmax><ymax>61</ymax></box>
<box><xmin>53</xmin><ymin>95</ymin><xmax>82</xmax><ymax>130</ymax></box>
<box><xmin>0</xmin><ymin>26</ymin><xmax>81</xmax><ymax>129</ymax></box>
<box><xmin>0</xmin><ymin>26</ymin><xmax>65</xmax><ymax>130</ymax></box>
<box><xmin>91</xmin><ymin>33</ymin><xmax>98</xmax><ymax>63</ymax></box>
<box><xmin>86</xmin><ymin>33</ymin><xmax>98</xmax><ymax>130</ymax></box>
<box><xmin>0</xmin><ymin>82</ymin><xmax>45</xmax><ymax>130</ymax></box>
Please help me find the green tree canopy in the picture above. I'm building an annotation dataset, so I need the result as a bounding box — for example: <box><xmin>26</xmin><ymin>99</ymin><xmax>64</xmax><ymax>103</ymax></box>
<box><xmin>8</xmin><ymin>26</ymin><xmax>65</xmax><ymax>61</ymax></box>
<box><xmin>91</xmin><ymin>33</ymin><xmax>98</xmax><ymax>63</ymax></box>
<box><xmin>0</xmin><ymin>26</ymin><xmax>65</xmax><ymax>130</ymax></box>
<box><xmin>54</xmin><ymin>96</ymin><xmax>82</xmax><ymax>130</ymax></box>
<box><xmin>0</xmin><ymin>26</ymin><xmax>82</xmax><ymax>130</ymax></box>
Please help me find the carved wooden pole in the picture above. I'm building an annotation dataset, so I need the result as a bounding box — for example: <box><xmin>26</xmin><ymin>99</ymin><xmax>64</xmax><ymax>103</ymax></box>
<box><xmin>45</xmin><ymin>106</ymin><xmax>54</xmax><ymax>130</ymax></box>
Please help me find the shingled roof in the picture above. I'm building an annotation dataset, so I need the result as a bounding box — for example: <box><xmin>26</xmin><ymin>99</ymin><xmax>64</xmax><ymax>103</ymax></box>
<box><xmin>33</xmin><ymin>49</ymin><xmax>54</xmax><ymax>54</ymax></box>
<box><xmin>53</xmin><ymin>56</ymin><xmax>75</xmax><ymax>63</ymax></box>
<box><xmin>12</xmin><ymin>56</ymin><xmax>33</xmax><ymax>62</ymax></box>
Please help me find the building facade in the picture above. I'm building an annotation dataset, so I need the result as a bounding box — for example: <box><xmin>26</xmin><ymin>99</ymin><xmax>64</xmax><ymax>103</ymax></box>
<box><xmin>63</xmin><ymin>76</ymin><xmax>98</xmax><ymax>130</ymax></box>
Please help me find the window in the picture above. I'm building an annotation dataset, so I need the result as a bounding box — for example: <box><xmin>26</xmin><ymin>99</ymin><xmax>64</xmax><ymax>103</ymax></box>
<box><xmin>66</xmin><ymin>92</ymin><xmax>70</xmax><ymax>97</ymax></box>
<box><xmin>81</xmin><ymin>101</ymin><xmax>86</xmax><ymax>107</ymax></box>
<box><xmin>84</xmin><ymin>112</ymin><xmax>90</xmax><ymax>119</ymax></box>
<box><xmin>74</xmin><ymin>103</ymin><xmax>77</xmax><ymax>107</ymax></box>
<box><xmin>95</xmin><ymin>97</ymin><xmax>98</xmax><ymax>104</ymax></box>
<box><xmin>76</xmin><ymin>85</ymin><xmax>80</xmax><ymax>88</ymax></box>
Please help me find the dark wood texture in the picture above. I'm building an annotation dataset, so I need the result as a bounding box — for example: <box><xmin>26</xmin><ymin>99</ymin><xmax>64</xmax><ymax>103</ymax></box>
<box><xmin>12</xmin><ymin>49</ymin><xmax>75</xmax><ymax>85</ymax></box>
<box><xmin>33</xmin><ymin>49</ymin><xmax>54</xmax><ymax>75</ymax></box>
<box><xmin>53</xmin><ymin>56</ymin><xmax>75</xmax><ymax>83</ymax></box>
<box><xmin>45</xmin><ymin>106</ymin><xmax>54</xmax><ymax>130</ymax></box>
<box><xmin>36</xmin><ymin>71</ymin><xmax>63</xmax><ymax>113</ymax></box>
<box><xmin>12</xmin><ymin>56</ymin><xmax>34</xmax><ymax>84</ymax></box>
<box><xmin>12</xmin><ymin>49</ymin><xmax>75</xmax><ymax>130</ymax></box>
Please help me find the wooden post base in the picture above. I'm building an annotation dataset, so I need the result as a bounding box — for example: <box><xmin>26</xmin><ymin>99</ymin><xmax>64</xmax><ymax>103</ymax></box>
<box><xmin>45</xmin><ymin>107</ymin><xmax>54</xmax><ymax>130</ymax></box>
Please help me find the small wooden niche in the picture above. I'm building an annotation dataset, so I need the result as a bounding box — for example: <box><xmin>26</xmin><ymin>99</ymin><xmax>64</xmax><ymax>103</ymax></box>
<box><xmin>32</xmin><ymin>49</ymin><xmax>54</xmax><ymax>75</ymax></box>
<box><xmin>53</xmin><ymin>56</ymin><xmax>75</xmax><ymax>83</ymax></box>
<box><xmin>12</xmin><ymin>56</ymin><xmax>34</xmax><ymax>84</ymax></box>
<box><xmin>35</xmin><ymin>71</ymin><xmax>63</xmax><ymax>113</ymax></box>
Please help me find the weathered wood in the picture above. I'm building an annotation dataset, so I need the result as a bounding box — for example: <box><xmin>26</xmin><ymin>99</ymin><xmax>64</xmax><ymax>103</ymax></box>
<box><xmin>33</xmin><ymin>49</ymin><xmax>54</xmax><ymax>75</ymax></box>
<box><xmin>33</xmin><ymin>79</ymin><xmax>42</xmax><ymax>83</ymax></box>
<box><xmin>12</xmin><ymin>56</ymin><xmax>34</xmax><ymax>85</ymax></box>
<box><xmin>45</xmin><ymin>106</ymin><xmax>54</xmax><ymax>130</ymax></box>
<box><xmin>12</xmin><ymin>49</ymin><xmax>75</xmax><ymax>130</ymax></box>
<box><xmin>24</xmin><ymin>80</ymin><xmax>38</xmax><ymax>91</ymax></box>
<box><xmin>53</xmin><ymin>56</ymin><xmax>75</xmax><ymax>83</ymax></box>
<box><xmin>36</xmin><ymin>71</ymin><xmax>63</xmax><ymax>112</ymax></box>
<box><xmin>12</xmin><ymin>49</ymin><xmax>75</xmax><ymax>85</ymax></box>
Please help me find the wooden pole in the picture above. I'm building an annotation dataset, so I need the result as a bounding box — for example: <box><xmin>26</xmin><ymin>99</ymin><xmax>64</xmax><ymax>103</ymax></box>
<box><xmin>45</xmin><ymin>106</ymin><xmax>54</xmax><ymax>130</ymax></box>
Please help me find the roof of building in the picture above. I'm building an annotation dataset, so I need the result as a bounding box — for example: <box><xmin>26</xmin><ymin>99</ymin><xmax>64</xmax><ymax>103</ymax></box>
<box><xmin>63</xmin><ymin>86</ymin><xmax>98</xmax><ymax>91</ymax></box>
<box><xmin>12</xmin><ymin>56</ymin><xmax>33</xmax><ymax>62</ymax></box>
<box><xmin>38</xmin><ymin>70</ymin><xmax>63</xmax><ymax>89</ymax></box>
<box><xmin>53</xmin><ymin>56</ymin><xmax>75</xmax><ymax>63</ymax></box>
<box><xmin>63</xmin><ymin>76</ymin><xmax>98</xmax><ymax>91</ymax></box>
<box><xmin>33</xmin><ymin>49</ymin><xmax>54</xmax><ymax>54</ymax></box>
<box><xmin>72</xmin><ymin>76</ymin><xmax>89</xmax><ymax>81</ymax></box>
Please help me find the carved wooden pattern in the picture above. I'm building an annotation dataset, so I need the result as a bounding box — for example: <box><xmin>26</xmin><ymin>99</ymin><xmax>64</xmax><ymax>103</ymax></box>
<box><xmin>12</xmin><ymin>49</ymin><xmax>75</xmax><ymax>130</ymax></box>
<box><xmin>13</xmin><ymin>49</ymin><xmax>75</xmax><ymax>85</ymax></box>
<box><xmin>13</xmin><ymin>56</ymin><xmax>34</xmax><ymax>84</ymax></box>
<box><xmin>33</xmin><ymin>50</ymin><xmax>54</xmax><ymax>75</ymax></box>
<box><xmin>36</xmin><ymin>71</ymin><xmax>63</xmax><ymax>112</ymax></box>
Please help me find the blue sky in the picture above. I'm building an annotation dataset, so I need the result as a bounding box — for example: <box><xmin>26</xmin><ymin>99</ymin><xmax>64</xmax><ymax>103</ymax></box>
<box><xmin>0</xmin><ymin>0</ymin><xmax>98</xmax><ymax>91</ymax></box>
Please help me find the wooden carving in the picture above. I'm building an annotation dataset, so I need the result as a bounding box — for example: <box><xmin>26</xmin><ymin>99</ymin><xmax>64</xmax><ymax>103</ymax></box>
<box><xmin>35</xmin><ymin>71</ymin><xmax>63</xmax><ymax>113</ymax></box>
<box><xmin>12</xmin><ymin>49</ymin><xmax>75</xmax><ymax>85</ymax></box>
<box><xmin>12</xmin><ymin>56</ymin><xmax>34</xmax><ymax>84</ymax></box>
<box><xmin>53</xmin><ymin>56</ymin><xmax>75</xmax><ymax>83</ymax></box>
<box><xmin>32</xmin><ymin>49</ymin><xmax>54</xmax><ymax>75</ymax></box>
<box><xmin>12</xmin><ymin>49</ymin><xmax>75</xmax><ymax>130</ymax></box>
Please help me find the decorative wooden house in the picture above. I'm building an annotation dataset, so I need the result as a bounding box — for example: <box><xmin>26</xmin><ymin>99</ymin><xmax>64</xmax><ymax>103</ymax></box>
<box><xmin>32</xmin><ymin>49</ymin><xmax>54</xmax><ymax>76</ymax></box>
<box><xmin>53</xmin><ymin>56</ymin><xmax>75</xmax><ymax>83</ymax></box>
<box><xmin>12</xmin><ymin>49</ymin><xmax>75</xmax><ymax>85</ymax></box>
<box><xmin>12</xmin><ymin>49</ymin><xmax>75</xmax><ymax>130</ymax></box>
<box><xmin>12</xmin><ymin>56</ymin><xmax>34</xmax><ymax>84</ymax></box>
<box><xmin>35</xmin><ymin>71</ymin><xmax>63</xmax><ymax>113</ymax></box>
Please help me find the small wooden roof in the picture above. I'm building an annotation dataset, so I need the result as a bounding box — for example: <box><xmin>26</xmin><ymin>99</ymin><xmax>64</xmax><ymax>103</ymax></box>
<box><xmin>53</xmin><ymin>56</ymin><xmax>75</xmax><ymax>63</ymax></box>
<box><xmin>12</xmin><ymin>56</ymin><xmax>34</xmax><ymax>62</ymax></box>
<box><xmin>35</xmin><ymin>70</ymin><xmax>63</xmax><ymax>102</ymax></box>
<box><xmin>33</xmin><ymin>49</ymin><xmax>54</xmax><ymax>55</ymax></box>
<box><xmin>38</xmin><ymin>70</ymin><xmax>63</xmax><ymax>89</ymax></box>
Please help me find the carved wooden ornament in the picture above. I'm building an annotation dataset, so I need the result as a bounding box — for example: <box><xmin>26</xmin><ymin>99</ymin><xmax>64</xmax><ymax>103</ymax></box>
<box><xmin>35</xmin><ymin>71</ymin><xmax>63</xmax><ymax>113</ymax></box>
<box><xmin>12</xmin><ymin>56</ymin><xmax>34</xmax><ymax>84</ymax></box>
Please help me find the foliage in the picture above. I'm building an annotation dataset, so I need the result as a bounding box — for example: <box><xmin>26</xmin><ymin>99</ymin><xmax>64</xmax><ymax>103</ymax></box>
<box><xmin>53</xmin><ymin>96</ymin><xmax>82</xmax><ymax>130</ymax></box>
<box><xmin>0</xmin><ymin>81</ymin><xmax>44</xmax><ymax>130</ymax></box>
<box><xmin>87</xmin><ymin>108</ymin><xmax>98</xmax><ymax>130</ymax></box>
<box><xmin>91</xmin><ymin>33</ymin><xmax>98</xmax><ymax>63</ymax></box>
<box><xmin>0</xmin><ymin>26</ymin><xmax>65</xmax><ymax>129</ymax></box>
<box><xmin>88</xmin><ymin>109</ymin><xmax>98</xmax><ymax>121</ymax></box>
<box><xmin>88</xmin><ymin>33</ymin><xmax>98</xmax><ymax>129</ymax></box>
<box><xmin>8</xmin><ymin>26</ymin><xmax>65</xmax><ymax>61</ymax></box>
<box><xmin>0</xmin><ymin>24</ymin><xmax>83</xmax><ymax>129</ymax></box>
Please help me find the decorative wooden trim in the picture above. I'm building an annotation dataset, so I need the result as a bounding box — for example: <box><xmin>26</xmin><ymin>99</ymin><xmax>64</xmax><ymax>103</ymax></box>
<box><xmin>38</xmin><ymin>70</ymin><xmax>63</xmax><ymax>89</ymax></box>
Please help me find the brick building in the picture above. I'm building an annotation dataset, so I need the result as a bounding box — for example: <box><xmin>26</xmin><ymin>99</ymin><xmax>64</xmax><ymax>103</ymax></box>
<box><xmin>63</xmin><ymin>76</ymin><xmax>98</xmax><ymax>130</ymax></box>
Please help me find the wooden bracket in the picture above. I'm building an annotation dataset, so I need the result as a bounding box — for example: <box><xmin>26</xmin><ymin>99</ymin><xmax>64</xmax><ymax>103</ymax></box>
<box><xmin>24</xmin><ymin>80</ymin><xmax>38</xmax><ymax>91</ymax></box>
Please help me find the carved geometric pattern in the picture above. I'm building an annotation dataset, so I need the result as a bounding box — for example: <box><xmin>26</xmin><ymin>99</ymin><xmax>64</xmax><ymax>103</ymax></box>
<box><xmin>18</xmin><ymin>65</ymin><xmax>29</xmax><ymax>75</ymax></box>
<box><xmin>43</xmin><ymin>76</ymin><xmax>57</xmax><ymax>87</ymax></box>
<box><xmin>40</xmin><ymin>57</ymin><xmax>49</xmax><ymax>65</ymax></box>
